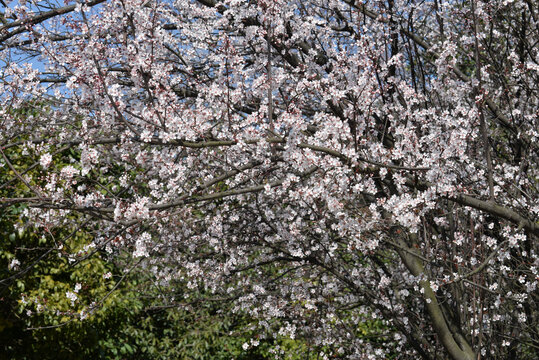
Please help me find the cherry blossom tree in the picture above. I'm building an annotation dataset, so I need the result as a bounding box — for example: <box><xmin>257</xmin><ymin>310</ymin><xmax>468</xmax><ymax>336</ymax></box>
<box><xmin>1</xmin><ymin>0</ymin><xmax>537</xmax><ymax>358</ymax></box>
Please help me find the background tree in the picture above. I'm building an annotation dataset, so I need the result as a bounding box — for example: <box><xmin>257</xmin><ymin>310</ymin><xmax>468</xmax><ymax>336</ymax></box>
<box><xmin>0</xmin><ymin>0</ymin><xmax>537</xmax><ymax>359</ymax></box>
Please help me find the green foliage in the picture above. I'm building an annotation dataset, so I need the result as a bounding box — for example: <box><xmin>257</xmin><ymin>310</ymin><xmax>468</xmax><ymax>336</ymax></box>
<box><xmin>0</xmin><ymin>230</ymin><xmax>313</xmax><ymax>359</ymax></box>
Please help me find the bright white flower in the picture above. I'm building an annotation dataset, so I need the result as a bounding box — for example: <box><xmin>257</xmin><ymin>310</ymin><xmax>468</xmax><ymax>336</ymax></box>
<box><xmin>40</xmin><ymin>153</ymin><xmax>52</xmax><ymax>168</ymax></box>
<box><xmin>8</xmin><ymin>258</ymin><xmax>20</xmax><ymax>271</ymax></box>
<box><xmin>60</xmin><ymin>165</ymin><xmax>79</xmax><ymax>181</ymax></box>
<box><xmin>133</xmin><ymin>232</ymin><xmax>152</xmax><ymax>257</ymax></box>
<box><xmin>66</xmin><ymin>291</ymin><xmax>78</xmax><ymax>305</ymax></box>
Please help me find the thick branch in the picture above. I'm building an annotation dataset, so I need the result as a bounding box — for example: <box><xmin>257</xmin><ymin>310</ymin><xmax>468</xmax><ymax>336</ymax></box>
<box><xmin>451</xmin><ymin>194</ymin><xmax>538</xmax><ymax>236</ymax></box>
<box><xmin>0</xmin><ymin>0</ymin><xmax>107</xmax><ymax>43</ymax></box>
<box><xmin>394</xmin><ymin>232</ymin><xmax>476</xmax><ymax>360</ymax></box>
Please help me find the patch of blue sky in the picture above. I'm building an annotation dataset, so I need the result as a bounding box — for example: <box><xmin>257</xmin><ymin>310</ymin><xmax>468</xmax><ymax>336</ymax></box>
<box><xmin>1</xmin><ymin>1</ymin><xmax>106</xmax><ymax>74</ymax></box>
